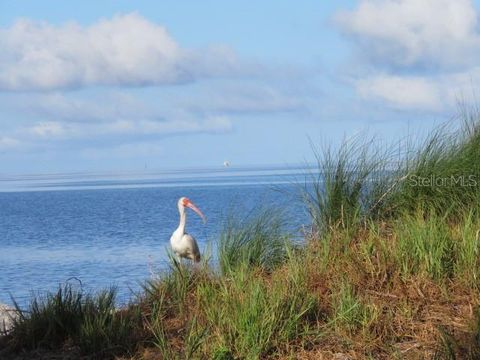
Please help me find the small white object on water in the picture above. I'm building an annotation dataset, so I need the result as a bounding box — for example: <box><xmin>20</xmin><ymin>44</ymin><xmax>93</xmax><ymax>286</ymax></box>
<box><xmin>0</xmin><ymin>303</ymin><xmax>17</xmax><ymax>334</ymax></box>
<box><xmin>223</xmin><ymin>160</ymin><xmax>230</xmax><ymax>167</ymax></box>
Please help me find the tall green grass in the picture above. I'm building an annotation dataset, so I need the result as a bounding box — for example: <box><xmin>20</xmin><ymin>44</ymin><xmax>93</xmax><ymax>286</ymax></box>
<box><xmin>389</xmin><ymin>208</ymin><xmax>480</xmax><ymax>285</ymax></box>
<box><xmin>77</xmin><ymin>290</ymin><xmax>142</xmax><ymax>356</ymax></box>
<box><xmin>10</xmin><ymin>284</ymin><xmax>84</xmax><ymax>350</ymax></box>
<box><xmin>198</xmin><ymin>248</ymin><xmax>317</xmax><ymax>359</ymax></box>
<box><xmin>330</xmin><ymin>280</ymin><xmax>378</xmax><ymax>336</ymax></box>
<box><xmin>454</xmin><ymin>211</ymin><xmax>480</xmax><ymax>286</ymax></box>
<box><xmin>304</xmin><ymin>109</ymin><xmax>480</xmax><ymax>240</ymax></box>
<box><xmin>384</xmin><ymin>117</ymin><xmax>480</xmax><ymax>219</ymax></box>
<box><xmin>141</xmin><ymin>254</ymin><xmax>211</xmax><ymax>359</ymax></box>
<box><xmin>393</xmin><ymin>210</ymin><xmax>455</xmax><ymax>280</ymax></box>
<box><xmin>6</xmin><ymin>284</ymin><xmax>142</xmax><ymax>358</ymax></box>
<box><xmin>139</xmin><ymin>215</ymin><xmax>316</xmax><ymax>359</ymax></box>
<box><xmin>303</xmin><ymin>136</ymin><xmax>397</xmax><ymax>234</ymax></box>
<box><xmin>218</xmin><ymin>210</ymin><xmax>290</xmax><ymax>274</ymax></box>
<box><xmin>145</xmin><ymin>301</ymin><xmax>207</xmax><ymax>360</ymax></box>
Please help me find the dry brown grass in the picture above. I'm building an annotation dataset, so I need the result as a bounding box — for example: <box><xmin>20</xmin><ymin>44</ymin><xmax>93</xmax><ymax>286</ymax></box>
<box><xmin>283</xmin><ymin>223</ymin><xmax>480</xmax><ymax>360</ymax></box>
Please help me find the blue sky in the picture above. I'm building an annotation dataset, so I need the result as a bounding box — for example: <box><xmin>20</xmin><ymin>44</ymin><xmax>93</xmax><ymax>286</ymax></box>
<box><xmin>1</xmin><ymin>0</ymin><xmax>480</xmax><ymax>174</ymax></box>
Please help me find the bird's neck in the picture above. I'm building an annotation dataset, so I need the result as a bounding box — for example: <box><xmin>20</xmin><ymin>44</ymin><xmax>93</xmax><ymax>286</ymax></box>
<box><xmin>177</xmin><ymin>207</ymin><xmax>187</xmax><ymax>234</ymax></box>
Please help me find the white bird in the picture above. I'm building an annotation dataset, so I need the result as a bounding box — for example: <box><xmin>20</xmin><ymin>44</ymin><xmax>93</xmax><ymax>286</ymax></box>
<box><xmin>170</xmin><ymin>197</ymin><xmax>206</xmax><ymax>263</ymax></box>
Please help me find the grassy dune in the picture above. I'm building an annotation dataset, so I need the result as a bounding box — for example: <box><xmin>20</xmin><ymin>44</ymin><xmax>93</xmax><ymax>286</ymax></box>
<box><xmin>2</xmin><ymin>112</ymin><xmax>480</xmax><ymax>359</ymax></box>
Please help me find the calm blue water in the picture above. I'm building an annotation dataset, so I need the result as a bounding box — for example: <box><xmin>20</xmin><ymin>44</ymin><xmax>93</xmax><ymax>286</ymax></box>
<box><xmin>0</xmin><ymin>168</ymin><xmax>310</xmax><ymax>307</ymax></box>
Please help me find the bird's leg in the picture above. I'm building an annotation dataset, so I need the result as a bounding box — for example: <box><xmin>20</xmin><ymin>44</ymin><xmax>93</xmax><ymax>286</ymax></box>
<box><xmin>176</xmin><ymin>254</ymin><xmax>183</xmax><ymax>269</ymax></box>
<box><xmin>172</xmin><ymin>252</ymin><xmax>182</xmax><ymax>272</ymax></box>
<box><xmin>178</xmin><ymin>257</ymin><xmax>189</xmax><ymax>276</ymax></box>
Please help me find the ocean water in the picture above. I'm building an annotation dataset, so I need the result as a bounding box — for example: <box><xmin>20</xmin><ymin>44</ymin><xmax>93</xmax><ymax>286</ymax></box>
<box><xmin>0</xmin><ymin>167</ymin><xmax>311</xmax><ymax>306</ymax></box>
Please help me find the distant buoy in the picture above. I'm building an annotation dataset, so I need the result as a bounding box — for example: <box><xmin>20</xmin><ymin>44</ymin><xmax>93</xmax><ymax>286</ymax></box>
<box><xmin>223</xmin><ymin>161</ymin><xmax>230</xmax><ymax>167</ymax></box>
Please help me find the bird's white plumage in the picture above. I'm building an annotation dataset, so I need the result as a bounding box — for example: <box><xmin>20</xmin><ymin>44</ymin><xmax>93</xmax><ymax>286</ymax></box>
<box><xmin>170</xmin><ymin>231</ymin><xmax>200</xmax><ymax>262</ymax></box>
<box><xmin>170</xmin><ymin>197</ymin><xmax>205</xmax><ymax>263</ymax></box>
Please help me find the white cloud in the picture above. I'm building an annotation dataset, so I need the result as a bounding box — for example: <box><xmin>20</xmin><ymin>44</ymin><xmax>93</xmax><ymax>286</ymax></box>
<box><xmin>0</xmin><ymin>13</ymin><xmax>248</xmax><ymax>91</ymax></box>
<box><xmin>355</xmin><ymin>67</ymin><xmax>480</xmax><ymax>111</ymax></box>
<box><xmin>356</xmin><ymin>74</ymin><xmax>442</xmax><ymax>111</ymax></box>
<box><xmin>0</xmin><ymin>136</ymin><xmax>21</xmax><ymax>150</ymax></box>
<box><xmin>201</xmin><ymin>115</ymin><xmax>233</xmax><ymax>132</ymax></box>
<box><xmin>21</xmin><ymin>116</ymin><xmax>232</xmax><ymax>142</ymax></box>
<box><xmin>29</xmin><ymin>121</ymin><xmax>68</xmax><ymax>137</ymax></box>
<box><xmin>335</xmin><ymin>0</ymin><xmax>480</xmax><ymax>112</ymax></box>
<box><xmin>0</xmin><ymin>88</ymin><xmax>238</xmax><ymax>153</ymax></box>
<box><xmin>336</xmin><ymin>0</ymin><xmax>480</xmax><ymax>69</ymax></box>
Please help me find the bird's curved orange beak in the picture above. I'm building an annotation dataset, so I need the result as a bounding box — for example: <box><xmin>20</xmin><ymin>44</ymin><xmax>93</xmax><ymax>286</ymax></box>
<box><xmin>185</xmin><ymin>200</ymin><xmax>207</xmax><ymax>224</ymax></box>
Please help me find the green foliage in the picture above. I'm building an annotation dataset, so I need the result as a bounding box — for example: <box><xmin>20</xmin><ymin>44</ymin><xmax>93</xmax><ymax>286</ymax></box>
<box><xmin>388</xmin><ymin>209</ymin><xmax>480</xmax><ymax>285</ymax></box>
<box><xmin>386</xmin><ymin>116</ymin><xmax>480</xmax><ymax>219</ymax></box>
<box><xmin>330</xmin><ymin>281</ymin><xmax>376</xmax><ymax>334</ymax></box>
<box><xmin>142</xmin><ymin>252</ymin><xmax>209</xmax><ymax>316</ymax></box>
<box><xmin>9</xmin><ymin>284</ymin><xmax>84</xmax><ymax>349</ymax></box>
<box><xmin>303</xmin><ymin>136</ymin><xmax>395</xmax><ymax>234</ymax></box>
<box><xmin>145</xmin><ymin>300</ymin><xmax>174</xmax><ymax>358</ymax></box>
<box><xmin>393</xmin><ymin>211</ymin><xmax>455</xmax><ymax>280</ymax></box>
<box><xmin>145</xmin><ymin>301</ymin><xmax>207</xmax><ymax>360</ymax></box>
<box><xmin>7</xmin><ymin>284</ymin><xmax>141</xmax><ymax>358</ymax></box>
<box><xmin>454</xmin><ymin>211</ymin><xmax>480</xmax><ymax>286</ymax></box>
<box><xmin>198</xmin><ymin>250</ymin><xmax>317</xmax><ymax>359</ymax></box>
<box><xmin>142</xmin><ymin>256</ymin><xmax>209</xmax><ymax>359</ymax></box>
<box><xmin>304</xmin><ymin>109</ymin><xmax>480</xmax><ymax>238</ymax></box>
<box><xmin>77</xmin><ymin>290</ymin><xmax>142</xmax><ymax>356</ymax></box>
<box><xmin>218</xmin><ymin>210</ymin><xmax>290</xmax><ymax>274</ymax></box>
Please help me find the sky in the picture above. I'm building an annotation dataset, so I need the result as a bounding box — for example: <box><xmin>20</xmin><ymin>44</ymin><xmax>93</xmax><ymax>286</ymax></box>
<box><xmin>1</xmin><ymin>0</ymin><xmax>480</xmax><ymax>174</ymax></box>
